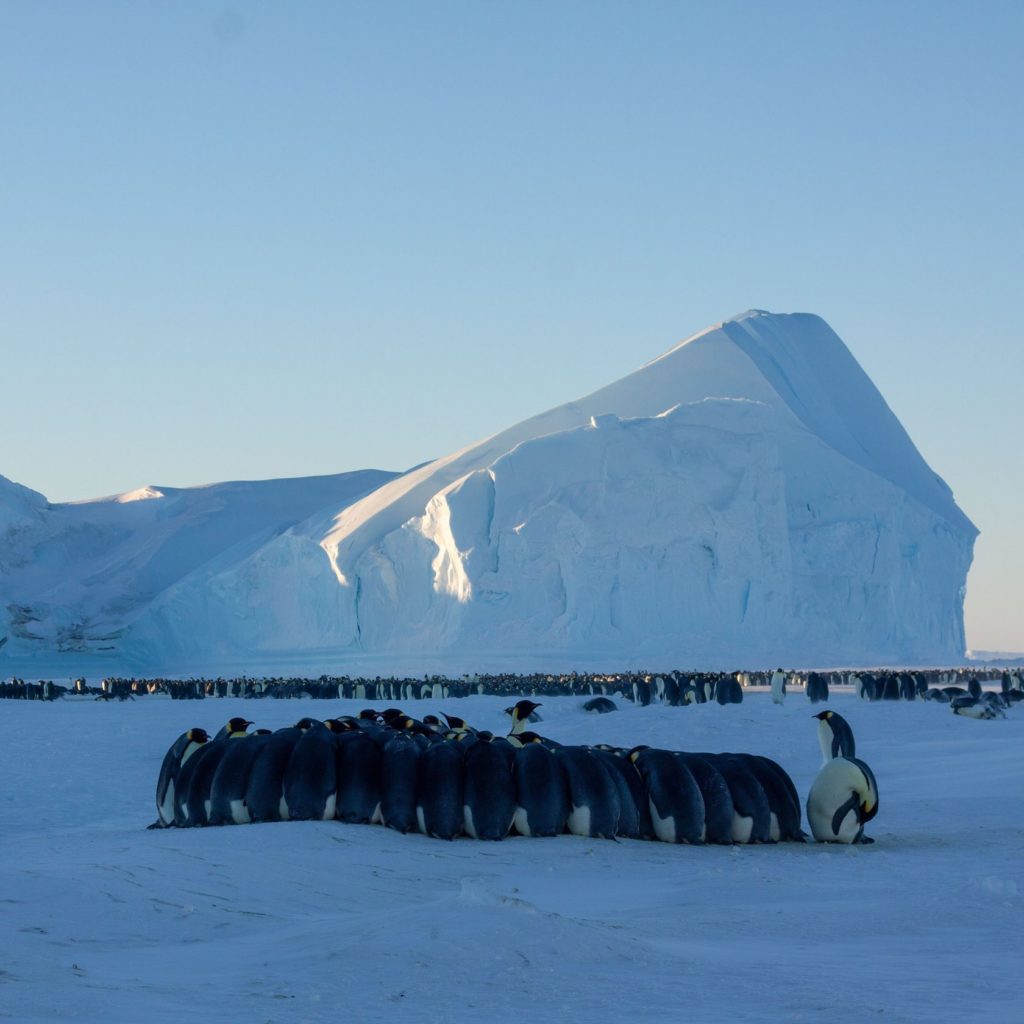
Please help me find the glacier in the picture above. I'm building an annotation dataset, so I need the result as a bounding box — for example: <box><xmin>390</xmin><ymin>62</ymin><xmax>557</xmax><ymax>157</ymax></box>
<box><xmin>1</xmin><ymin>310</ymin><xmax>977</xmax><ymax>674</ymax></box>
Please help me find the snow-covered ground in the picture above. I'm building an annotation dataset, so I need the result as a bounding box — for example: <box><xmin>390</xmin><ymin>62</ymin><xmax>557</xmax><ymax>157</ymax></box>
<box><xmin>2</xmin><ymin>691</ymin><xmax>1020</xmax><ymax>1024</ymax></box>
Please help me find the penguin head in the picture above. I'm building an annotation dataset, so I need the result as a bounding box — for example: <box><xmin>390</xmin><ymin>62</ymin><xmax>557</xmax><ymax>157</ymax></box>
<box><xmin>511</xmin><ymin>700</ymin><xmax>542</xmax><ymax>720</ymax></box>
<box><xmin>812</xmin><ymin>711</ymin><xmax>832</xmax><ymax>721</ymax></box>
<box><xmin>225</xmin><ymin>717</ymin><xmax>253</xmax><ymax>736</ymax></box>
<box><xmin>627</xmin><ymin>745</ymin><xmax>650</xmax><ymax>763</ymax></box>
<box><xmin>294</xmin><ymin>717</ymin><xmax>321</xmax><ymax>731</ymax></box>
<box><xmin>187</xmin><ymin>727</ymin><xmax>209</xmax><ymax>744</ymax></box>
<box><xmin>325</xmin><ymin>717</ymin><xmax>359</xmax><ymax>733</ymax></box>
<box><xmin>441</xmin><ymin>713</ymin><xmax>470</xmax><ymax>733</ymax></box>
<box><xmin>380</xmin><ymin>708</ymin><xmax>406</xmax><ymax>725</ymax></box>
<box><xmin>506</xmin><ymin>731</ymin><xmax>542</xmax><ymax>748</ymax></box>
<box><xmin>252</xmin><ymin>728</ymin><xmax>273</xmax><ymax>735</ymax></box>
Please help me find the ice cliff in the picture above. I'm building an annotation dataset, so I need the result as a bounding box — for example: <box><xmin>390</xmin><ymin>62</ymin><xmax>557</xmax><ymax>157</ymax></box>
<box><xmin>1</xmin><ymin>311</ymin><xmax>977</xmax><ymax>673</ymax></box>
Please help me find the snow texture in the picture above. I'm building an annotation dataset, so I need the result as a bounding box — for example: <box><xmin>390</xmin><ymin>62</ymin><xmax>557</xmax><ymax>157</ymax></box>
<box><xmin>1</xmin><ymin>311</ymin><xmax>976</xmax><ymax>674</ymax></box>
<box><xmin>1</xmin><ymin>692</ymin><xmax>1020</xmax><ymax>1023</ymax></box>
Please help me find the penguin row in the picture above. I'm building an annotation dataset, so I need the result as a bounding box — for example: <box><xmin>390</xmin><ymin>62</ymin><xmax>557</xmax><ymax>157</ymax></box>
<box><xmin>152</xmin><ymin>705</ymin><xmax>813</xmax><ymax>846</ymax></box>
<box><xmin>10</xmin><ymin>666</ymin><xmax>1015</xmax><ymax>704</ymax></box>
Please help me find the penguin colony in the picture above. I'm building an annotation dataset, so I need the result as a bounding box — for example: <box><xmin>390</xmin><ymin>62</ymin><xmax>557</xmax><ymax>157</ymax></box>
<box><xmin>6</xmin><ymin>667</ymin><xmax>1019</xmax><ymax>715</ymax></box>
<box><xmin>152</xmin><ymin>700</ymin><xmax>880</xmax><ymax>846</ymax></box>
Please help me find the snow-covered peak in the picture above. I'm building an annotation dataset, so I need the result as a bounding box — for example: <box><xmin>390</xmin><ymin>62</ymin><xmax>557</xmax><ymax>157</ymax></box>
<box><xmin>322</xmin><ymin>310</ymin><xmax>975</xmax><ymax>586</ymax></box>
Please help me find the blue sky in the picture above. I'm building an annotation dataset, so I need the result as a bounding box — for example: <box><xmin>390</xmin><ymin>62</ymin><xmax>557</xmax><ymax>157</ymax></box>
<box><xmin>2</xmin><ymin>1</ymin><xmax>1021</xmax><ymax>650</ymax></box>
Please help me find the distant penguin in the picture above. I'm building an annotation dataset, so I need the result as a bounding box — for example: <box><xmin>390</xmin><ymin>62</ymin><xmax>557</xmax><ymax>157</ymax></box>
<box><xmin>582</xmin><ymin>697</ymin><xmax>617</xmax><ymax>714</ymax></box>
<box><xmin>380</xmin><ymin>731</ymin><xmax>421</xmax><ymax>834</ymax></box>
<box><xmin>462</xmin><ymin>739</ymin><xmax>516</xmax><ymax>840</ymax></box>
<box><xmin>553</xmin><ymin>746</ymin><xmax>620</xmax><ymax>839</ymax></box>
<box><xmin>629</xmin><ymin>747</ymin><xmax>705</xmax><ymax>844</ymax></box>
<box><xmin>814</xmin><ymin>710</ymin><xmax>856</xmax><ymax>763</ymax></box>
<box><xmin>416</xmin><ymin>740</ymin><xmax>464</xmax><ymax>840</ymax></box>
<box><xmin>284</xmin><ymin>720</ymin><xmax>337</xmax><ymax>821</ymax></box>
<box><xmin>663</xmin><ymin>675</ymin><xmax>681</xmax><ymax>706</ymax></box>
<box><xmin>806</xmin><ymin>756</ymin><xmax>879</xmax><ymax>844</ymax></box>
<box><xmin>508</xmin><ymin>700</ymin><xmax>543</xmax><ymax>736</ymax></box>
<box><xmin>770</xmin><ymin>670</ymin><xmax>786</xmax><ymax>705</ymax></box>
<box><xmin>951</xmin><ymin>696</ymin><xmax>1004</xmax><ymax>720</ymax></box>
<box><xmin>716</xmin><ymin>677</ymin><xmax>743</xmax><ymax>705</ymax></box>
<box><xmin>806</xmin><ymin>673</ymin><xmax>829</xmax><ymax>704</ymax></box>
<box><xmin>208</xmin><ymin>730</ymin><xmax>273</xmax><ymax>825</ymax></box>
<box><xmin>511</xmin><ymin>733</ymin><xmax>570</xmax><ymax>837</ymax></box>
<box><xmin>153</xmin><ymin>728</ymin><xmax>208</xmax><ymax>828</ymax></box>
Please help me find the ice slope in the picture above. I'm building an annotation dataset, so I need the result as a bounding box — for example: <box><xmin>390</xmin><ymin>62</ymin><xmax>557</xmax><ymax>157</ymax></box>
<box><xmin>0</xmin><ymin>469</ymin><xmax>397</xmax><ymax>667</ymax></box>
<box><xmin>1</xmin><ymin>693</ymin><xmax>1021</xmax><ymax>1024</ymax></box>
<box><xmin>123</xmin><ymin>310</ymin><xmax>975</xmax><ymax>673</ymax></box>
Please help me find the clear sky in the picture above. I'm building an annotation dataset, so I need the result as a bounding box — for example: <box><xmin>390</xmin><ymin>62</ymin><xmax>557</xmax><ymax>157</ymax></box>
<box><xmin>2</xmin><ymin>1</ymin><xmax>1021</xmax><ymax>651</ymax></box>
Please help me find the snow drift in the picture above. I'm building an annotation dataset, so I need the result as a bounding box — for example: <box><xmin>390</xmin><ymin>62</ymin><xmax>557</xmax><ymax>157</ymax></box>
<box><xmin>1</xmin><ymin>311</ymin><xmax>976</xmax><ymax>673</ymax></box>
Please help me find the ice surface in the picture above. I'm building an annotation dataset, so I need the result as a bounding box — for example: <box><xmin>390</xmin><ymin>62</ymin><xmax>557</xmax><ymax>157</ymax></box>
<box><xmin>1</xmin><ymin>692</ymin><xmax>1020</xmax><ymax>1023</ymax></box>
<box><xmin>1</xmin><ymin>311</ymin><xmax>977</xmax><ymax>674</ymax></box>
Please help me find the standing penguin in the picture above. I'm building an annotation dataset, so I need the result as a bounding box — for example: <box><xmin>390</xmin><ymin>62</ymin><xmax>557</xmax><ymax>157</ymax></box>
<box><xmin>806</xmin><ymin>756</ymin><xmax>879</xmax><ymax>844</ymax></box>
<box><xmin>380</xmin><ymin>731</ymin><xmax>421</xmax><ymax>834</ymax></box>
<box><xmin>208</xmin><ymin>730</ymin><xmax>273</xmax><ymax>825</ymax></box>
<box><xmin>508</xmin><ymin>700</ymin><xmax>543</xmax><ymax>736</ymax></box>
<box><xmin>806</xmin><ymin>673</ymin><xmax>829</xmax><ymax>704</ymax></box>
<box><xmin>244</xmin><ymin>721</ymin><xmax>309</xmax><ymax>823</ymax></box>
<box><xmin>770</xmin><ymin>669</ymin><xmax>786</xmax><ymax>705</ymax></box>
<box><xmin>153</xmin><ymin>728</ymin><xmax>209</xmax><ymax>828</ymax></box>
<box><xmin>416</xmin><ymin>739</ymin><xmax>464</xmax><ymax>840</ymax></box>
<box><xmin>334</xmin><ymin>726</ymin><xmax>384</xmax><ymax>824</ymax></box>
<box><xmin>698</xmin><ymin>753</ymin><xmax>772</xmax><ymax>844</ymax></box>
<box><xmin>510</xmin><ymin>733</ymin><xmax>570</xmax><ymax>837</ymax></box>
<box><xmin>462</xmin><ymin>738</ymin><xmax>516</xmax><ymax>840</ymax></box>
<box><xmin>553</xmin><ymin>746</ymin><xmax>620</xmax><ymax>839</ymax></box>
<box><xmin>178</xmin><ymin>718</ymin><xmax>255</xmax><ymax>826</ymax></box>
<box><xmin>814</xmin><ymin>710</ymin><xmax>856</xmax><ymax>764</ymax></box>
<box><xmin>284</xmin><ymin>720</ymin><xmax>338</xmax><ymax>821</ymax></box>
<box><xmin>629</xmin><ymin>747</ymin><xmax>705</xmax><ymax>844</ymax></box>
<box><xmin>676</xmin><ymin>753</ymin><xmax>736</xmax><ymax>845</ymax></box>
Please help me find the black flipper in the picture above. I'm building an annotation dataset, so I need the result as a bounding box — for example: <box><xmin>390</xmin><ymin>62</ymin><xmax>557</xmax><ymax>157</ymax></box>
<box><xmin>831</xmin><ymin>793</ymin><xmax>860</xmax><ymax>837</ymax></box>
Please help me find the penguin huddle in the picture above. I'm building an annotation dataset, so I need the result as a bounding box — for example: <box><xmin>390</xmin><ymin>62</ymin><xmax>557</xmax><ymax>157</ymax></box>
<box><xmin>151</xmin><ymin>702</ymin><xmax>809</xmax><ymax>846</ymax></box>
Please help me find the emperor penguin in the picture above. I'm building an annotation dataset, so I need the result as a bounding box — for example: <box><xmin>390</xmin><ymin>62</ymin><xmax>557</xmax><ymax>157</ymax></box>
<box><xmin>284</xmin><ymin>719</ymin><xmax>338</xmax><ymax>821</ymax></box>
<box><xmin>177</xmin><ymin>718</ymin><xmax>254</xmax><ymax>826</ymax></box>
<box><xmin>334</xmin><ymin>725</ymin><xmax>384</xmax><ymax>824</ymax></box>
<box><xmin>770</xmin><ymin>669</ymin><xmax>786</xmax><ymax>705</ymax></box>
<box><xmin>806</xmin><ymin>756</ymin><xmax>879</xmax><ymax>844</ymax></box>
<box><xmin>508</xmin><ymin>700</ymin><xmax>543</xmax><ymax>736</ymax></box>
<box><xmin>380</xmin><ymin>731</ymin><xmax>421</xmax><ymax>834</ymax></box>
<box><xmin>209</xmin><ymin>729</ymin><xmax>273</xmax><ymax>825</ymax></box>
<box><xmin>676</xmin><ymin>753</ymin><xmax>735</xmax><ymax>845</ymax></box>
<box><xmin>462</xmin><ymin>737</ymin><xmax>516</xmax><ymax>840</ymax></box>
<box><xmin>510</xmin><ymin>733</ymin><xmax>570</xmax><ymax>836</ymax></box>
<box><xmin>552</xmin><ymin>745</ymin><xmax>620</xmax><ymax>839</ymax></box>
<box><xmin>629</xmin><ymin>747</ymin><xmax>705</xmax><ymax>844</ymax></box>
<box><xmin>416</xmin><ymin>739</ymin><xmax>465</xmax><ymax>840</ymax></box>
<box><xmin>814</xmin><ymin>710</ymin><xmax>856</xmax><ymax>764</ymax></box>
<box><xmin>214</xmin><ymin>717</ymin><xmax>254</xmax><ymax>741</ymax></box>
<box><xmin>153</xmin><ymin>728</ymin><xmax>209</xmax><ymax>828</ymax></box>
